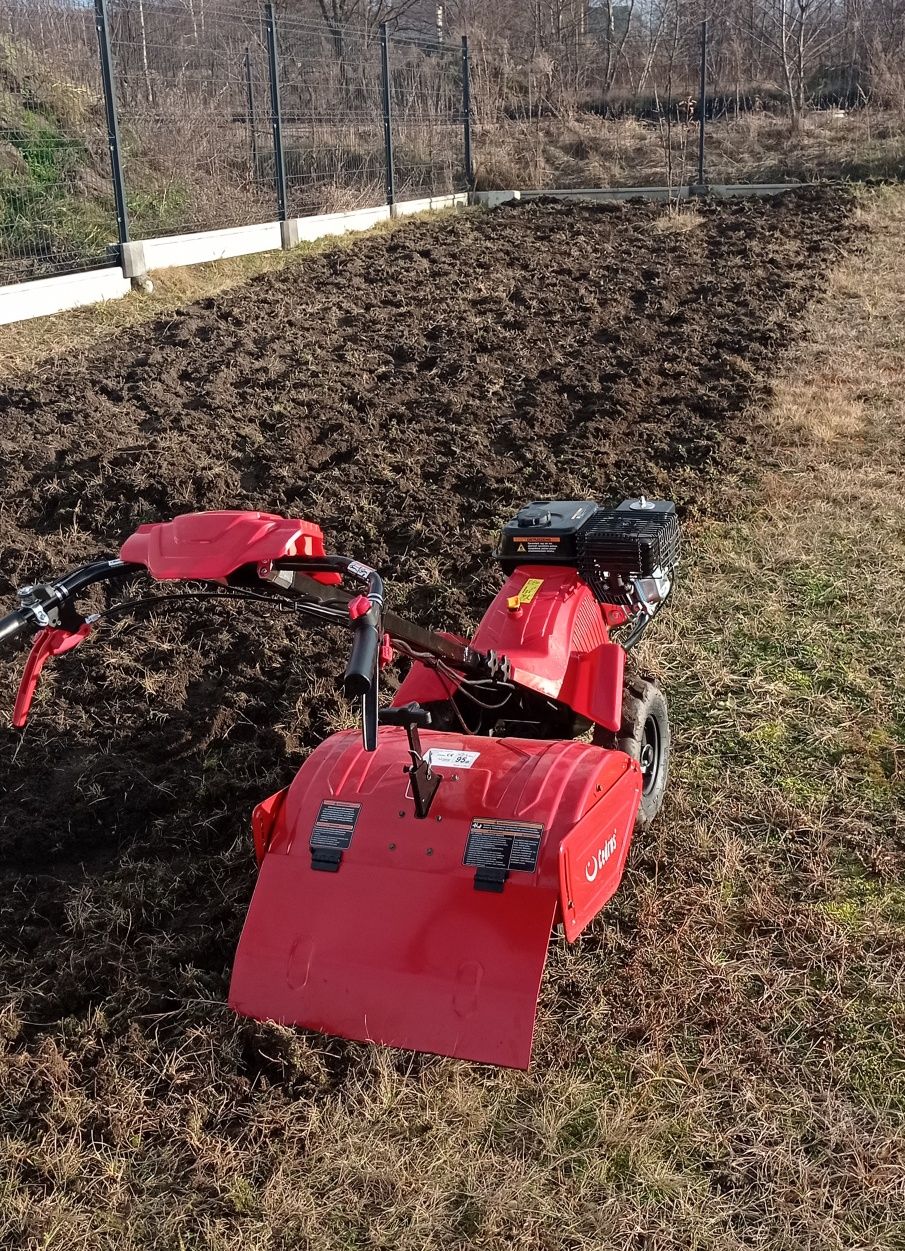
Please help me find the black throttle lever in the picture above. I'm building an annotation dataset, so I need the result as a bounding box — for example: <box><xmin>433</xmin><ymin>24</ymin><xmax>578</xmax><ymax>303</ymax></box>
<box><xmin>379</xmin><ymin>703</ymin><xmax>439</xmax><ymax>819</ymax></box>
<box><xmin>378</xmin><ymin>702</ymin><xmax>432</xmax><ymax>729</ymax></box>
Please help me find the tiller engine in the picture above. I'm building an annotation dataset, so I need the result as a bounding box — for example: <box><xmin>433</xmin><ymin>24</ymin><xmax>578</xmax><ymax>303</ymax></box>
<box><xmin>1</xmin><ymin>498</ymin><xmax>679</xmax><ymax>1067</ymax></box>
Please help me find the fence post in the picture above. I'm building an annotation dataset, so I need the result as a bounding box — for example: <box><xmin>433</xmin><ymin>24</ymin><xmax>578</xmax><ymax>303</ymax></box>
<box><xmin>379</xmin><ymin>24</ymin><xmax>396</xmax><ymax>212</ymax></box>
<box><xmin>93</xmin><ymin>0</ymin><xmax>130</xmax><ymax>252</ymax></box>
<box><xmin>696</xmin><ymin>18</ymin><xmax>707</xmax><ymax>190</ymax></box>
<box><xmin>244</xmin><ymin>46</ymin><xmax>259</xmax><ymax>178</ymax></box>
<box><xmin>461</xmin><ymin>34</ymin><xmax>474</xmax><ymax>193</ymax></box>
<box><xmin>265</xmin><ymin>3</ymin><xmax>288</xmax><ymax>222</ymax></box>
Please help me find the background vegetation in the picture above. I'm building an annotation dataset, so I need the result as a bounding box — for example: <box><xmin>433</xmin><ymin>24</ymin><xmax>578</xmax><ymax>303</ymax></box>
<box><xmin>1</xmin><ymin>0</ymin><xmax>904</xmax><ymax>280</ymax></box>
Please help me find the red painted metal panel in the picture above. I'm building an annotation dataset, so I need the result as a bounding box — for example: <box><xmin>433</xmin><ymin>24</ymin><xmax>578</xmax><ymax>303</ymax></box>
<box><xmin>392</xmin><ymin>633</ymin><xmax>467</xmax><ymax>705</ymax></box>
<box><xmin>559</xmin><ymin>640</ymin><xmax>625</xmax><ymax>734</ymax></box>
<box><xmin>229</xmin><ymin>729</ymin><xmax>636</xmax><ymax>1067</ymax></box>
<box><xmin>471</xmin><ymin>566</ymin><xmax>607</xmax><ymax>699</ymax></box>
<box><xmin>470</xmin><ymin>566</ymin><xmax>624</xmax><ymax>731</ymax></box>
<box><xmin>231</xmin><ymin>855</ymin><xmax>558</xmax><ymax>1068</ymax></box>
<box><xmin>120</xmin><ymin>510</ymin><xmax>334</xmax><ymax>582</ymax></box>
<box><xmin>251</xmin><ymin>787</ymin><xmax>288</xmax><ymax>866</ymax></box>
<box><xmin>558</xmin><ymin>759</ymin><xmax>642</xmax><ymax>942</ymax></box>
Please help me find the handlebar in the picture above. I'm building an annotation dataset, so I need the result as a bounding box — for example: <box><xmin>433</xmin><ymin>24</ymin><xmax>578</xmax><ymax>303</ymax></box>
<box><xmin>0</xmin><ymin>608</ymin><xmax>38</xmax><ymax>644</ymax></box>
<box><xmin>276</xmin><ymin>556</ymin><xmax>384</xmax><ymax>751</ymax></box>
<box><xmin>2</xmin><ymin>551</ymin><xmax>387</xmax><ymax>751</ymax></box>
<box><xmin>0</xmin><ymin>559</ymin><xmax>133</xmax><ymax>644</ymax></box>
<box><xmin>344</xmin><ymin>621</ymin><xmax>379</xmax><ymax>697</ymax></box>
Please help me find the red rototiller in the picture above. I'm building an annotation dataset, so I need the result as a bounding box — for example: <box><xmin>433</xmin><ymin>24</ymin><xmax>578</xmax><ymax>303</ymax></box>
<box><xmin>1</xmin><ymin>498</ymin><xmax>679</xmax><ymax>1068</ymax></box>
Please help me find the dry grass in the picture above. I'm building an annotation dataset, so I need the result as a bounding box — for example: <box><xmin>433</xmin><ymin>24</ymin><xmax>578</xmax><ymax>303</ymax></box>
<box><xmin>476</xmin><ymin>109</ymin><xmax>905</xmax><ymax>191</ymax></box>
<box><xmin>0</xmin><ymin>191</ymin><xmax>903</xmax><ymax>1250</ymax></box>
<box><xmin>650</xmin><ymin>207</ymin><xmax>705</xmax><ymax>232</ymax></box>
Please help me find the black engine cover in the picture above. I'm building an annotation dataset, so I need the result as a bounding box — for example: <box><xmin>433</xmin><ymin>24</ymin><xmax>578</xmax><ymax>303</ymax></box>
<box><xmin>497</xmin><ymin>500</ymin><xmax>599</xmax><ymax>572</ymax></box>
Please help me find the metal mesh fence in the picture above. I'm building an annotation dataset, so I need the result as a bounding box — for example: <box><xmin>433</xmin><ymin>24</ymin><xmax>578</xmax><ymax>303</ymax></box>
<box><xmin>2</xmin><ymin>0</ymin><xmax>904</xmax><ymax>286</ymax></box>
<box><xmin>0</xmin><ymin>0</ymin><xmax>116</xmax><ymax>283</ymax></box>
<box><xmin>389</xmin><ymin>31</ymin><xmax>467</xmax><ymax>201</ymax></box>
<box><xmin>0</xmin><ymin>0</ymin><xmax>470</xmax><ymax>283</ymax></box>
<box><xmin>108</xmin><ymin>0</ymin><xmax>275</xmax><ymax>239</ymax></box>
<box><xmin>277</xmin><ymin>15</ymin><xmax>384</xmax><ymax>217</ymax></box>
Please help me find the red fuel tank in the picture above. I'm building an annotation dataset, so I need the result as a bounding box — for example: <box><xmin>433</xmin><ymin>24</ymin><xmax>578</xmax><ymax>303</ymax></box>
<box><xmin>229</xmin><ymin>728</ymin><xmax>641</xmax><ymax>1068</ymax></box>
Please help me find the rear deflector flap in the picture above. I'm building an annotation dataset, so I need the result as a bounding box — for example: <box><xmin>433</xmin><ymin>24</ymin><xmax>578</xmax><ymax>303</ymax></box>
<box><xmin>229</xmin><ymin>857</ymin><xmax>558</xmax><ymax>1069</ymax></box>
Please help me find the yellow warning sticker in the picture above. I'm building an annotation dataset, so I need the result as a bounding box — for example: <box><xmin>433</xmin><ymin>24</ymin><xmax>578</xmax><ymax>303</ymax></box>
<box><xmin>518</xmin><ymin>578</ymin><xmax>544</xmax><ymax>604</ymax></box>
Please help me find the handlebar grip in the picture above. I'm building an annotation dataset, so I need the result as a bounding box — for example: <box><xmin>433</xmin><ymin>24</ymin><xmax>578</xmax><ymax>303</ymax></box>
<box><xmin>343</xmin><ymin>620</ymin><xmax>379</xmax><ymax>697</ymax></box>
<box><xmin>0</xmin><ymin>608</ymin><xmax>36</xmax><ymax>644</ymax></box>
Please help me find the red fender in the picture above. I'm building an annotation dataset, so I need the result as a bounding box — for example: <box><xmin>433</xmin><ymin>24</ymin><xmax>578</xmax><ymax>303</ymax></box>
<box><xmin>229</xmin><ymin>728</ymin><xmax>641</xmax><ymax>1068</ymax></box>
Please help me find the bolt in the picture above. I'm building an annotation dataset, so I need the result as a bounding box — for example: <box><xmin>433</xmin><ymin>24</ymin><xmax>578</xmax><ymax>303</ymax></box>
<box><xmin>436</xmin><ymin>814</ymin><xmax>443</xmax><ymax>822</ymax></box>
<box><xmin>426</xmin><ymin>848</ymin><xmax>434</xmax><ymax>856</ymax></box>
<box><xmin>596</xmin><ymin>784</ymin><xmax>602</xmax><ymax>793</ymax></box>
<box><xmin>398</xmin><ymin>810</ymin><xmax>406</xmax><ymax>817</ymax></box>
<box><xmin>388</xmin><ymin>842</ymin><xmax>396</xmax><ymax>850</ymax></box>
<box><xmin>452</xmin><ymin>773</ymin><xmax>459</xmax><ymax>782</ymax></box>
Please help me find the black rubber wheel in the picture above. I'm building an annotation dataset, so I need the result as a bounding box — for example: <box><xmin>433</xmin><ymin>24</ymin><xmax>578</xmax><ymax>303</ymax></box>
<box><xmin>594</xmin><ymin>677</ymin><xmax>670</xmax><ymax>829</ymax></box>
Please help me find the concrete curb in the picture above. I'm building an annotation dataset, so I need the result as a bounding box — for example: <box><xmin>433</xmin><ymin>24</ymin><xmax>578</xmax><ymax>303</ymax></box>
<box><xmin>0</xmin><ymin>266</ymin><xmax>131</xmax><ymax>327</ymax></box>
<box><xmin>472</xmin><ymin>183</ymin><xmax>810</xmax><ymax>206</ymax></box>
<box><xmin>1</xmin><ymin>195</ymin><xmax>470</xmax><ymax>326</ymax></box>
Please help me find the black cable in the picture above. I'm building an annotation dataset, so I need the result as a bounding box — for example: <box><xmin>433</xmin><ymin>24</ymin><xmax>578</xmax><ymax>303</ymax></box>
<box><xmin>94</xmin><ymin>588</ymin><xmax>349</xmax><ymax>626</ymax></box>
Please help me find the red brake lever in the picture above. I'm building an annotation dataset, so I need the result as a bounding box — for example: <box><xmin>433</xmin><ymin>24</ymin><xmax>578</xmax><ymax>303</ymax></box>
<box><xmin>13</xmin><ymin>623</ymin><xmax>93</xmax><ymax>728</ymax></box>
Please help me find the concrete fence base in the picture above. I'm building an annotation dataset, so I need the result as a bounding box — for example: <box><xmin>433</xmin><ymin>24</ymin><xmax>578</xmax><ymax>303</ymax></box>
<box><xmin>0</xmin><ymin>185</ymin><xmax>804</xmax><ymax>327</ymax></box>
<box><xmin>0</xmin><ymin>194</ymin><xmax>468</xmax><ymax>327</ymax></box>
<box><xmin>0</xmin><ymin>266</ymin><xmax>131</xmax><ymax>327</ymax></box>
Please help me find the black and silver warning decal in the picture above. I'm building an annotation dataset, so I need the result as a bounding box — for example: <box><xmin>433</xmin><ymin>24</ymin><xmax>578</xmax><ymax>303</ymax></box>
<box><xmin>309</xmin><ymin>800</ymin><xmax>362</xmax><ymax>852</ymax></box>
<box><xmin>463</xmin><ymin>817</ymin><xmax>543</xmax><ymax>874</ymax></box>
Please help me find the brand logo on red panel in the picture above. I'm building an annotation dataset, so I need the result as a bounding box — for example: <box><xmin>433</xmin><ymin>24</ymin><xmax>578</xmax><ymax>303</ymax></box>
<box><xmin>584</xmin><ymin>834</ymin><xmax>617</xmax><ymax>882</ymax></box>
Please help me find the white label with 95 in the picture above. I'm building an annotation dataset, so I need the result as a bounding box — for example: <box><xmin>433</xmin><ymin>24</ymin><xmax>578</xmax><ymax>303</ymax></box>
<box><xmin>424</xmin><ymin>749</ymin><xmax>480</xmax><ymax>769</ymax></box>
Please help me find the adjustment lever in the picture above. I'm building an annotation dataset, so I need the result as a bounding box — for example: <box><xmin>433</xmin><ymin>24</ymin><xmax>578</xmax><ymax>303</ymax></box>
<box><xmin>378</xmin><ymin>703</ymin><xmax>439</xmax><ymax>819</ymax></box>
<box><xmin>378</xmin><ymin>702</ymin><xmax>432</xmax><ymax>729</ymax></box>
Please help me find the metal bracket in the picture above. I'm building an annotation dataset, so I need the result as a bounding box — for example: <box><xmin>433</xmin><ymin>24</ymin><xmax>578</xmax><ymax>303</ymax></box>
<box><xmin>379</xmin><ymin>703</ymin><xmax>441</xmax><ymax>819</ymax></box>
<box><xmin>407</xmin><ymin>747</ymin><xmax>440</xmax><ymax>820</ymax></box>
<box><xmin>474</xmin><ymin>866</ymin><xmax>508</xmax><ymax>893</ymax></box>
<box><xmin>311</xmin><ymin>846</ymin><xmax>343</xmax><ymax>873</ymax></box>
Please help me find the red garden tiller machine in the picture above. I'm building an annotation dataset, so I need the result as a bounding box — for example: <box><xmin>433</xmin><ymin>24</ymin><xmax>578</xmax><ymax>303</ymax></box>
<box><xmin>1</xmin><ymin>498</ymin><xmax>679</xmax><ymax>1068</ymax></box>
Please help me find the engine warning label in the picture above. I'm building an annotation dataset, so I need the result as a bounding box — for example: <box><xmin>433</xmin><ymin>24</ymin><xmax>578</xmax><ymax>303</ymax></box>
<box><xmin>463</xmin><ymin>817</ymin><xmax>543</xmax><ymax>874</ymax></box>
<box><xmin>310</xmin><ymin>800</ymin><xmax>361</xmax><ymax>851</ymax></box>
<box><xmin>513</xmin><ymin>536</ymin><xmax>560</xmax><ymax>555</ymax></box>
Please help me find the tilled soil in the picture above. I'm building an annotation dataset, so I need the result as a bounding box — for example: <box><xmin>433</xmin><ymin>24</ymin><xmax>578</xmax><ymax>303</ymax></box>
<box><xmin>0</xmin><ymin>191</ymin><xmax>853</xmax><ymax>1242</ymax></box>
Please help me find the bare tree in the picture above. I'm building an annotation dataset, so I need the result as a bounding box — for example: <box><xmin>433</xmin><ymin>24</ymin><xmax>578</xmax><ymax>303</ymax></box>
<box><xmin>755</xmin><ymin>0</ymin><xmax>839</xmax><ymax>125</ymax></box>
